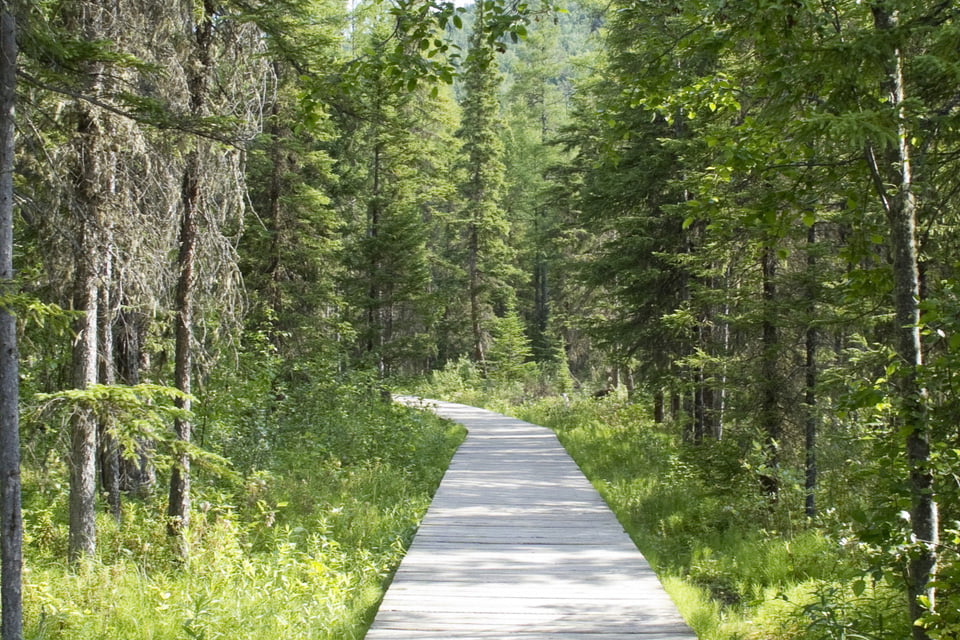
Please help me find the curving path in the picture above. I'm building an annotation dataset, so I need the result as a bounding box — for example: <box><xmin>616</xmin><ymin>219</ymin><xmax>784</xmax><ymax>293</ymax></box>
<box><xmin>365</xmin><ymin>397</ymin><xmax>698</xmax><ymax>639</ymax></box>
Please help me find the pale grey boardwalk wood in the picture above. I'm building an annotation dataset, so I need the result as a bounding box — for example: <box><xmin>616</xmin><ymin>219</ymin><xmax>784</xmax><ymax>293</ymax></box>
<box><xmin>365</xmin><ymin>398</ymin><xmax>698</xmax><ymax>639</ymax></box>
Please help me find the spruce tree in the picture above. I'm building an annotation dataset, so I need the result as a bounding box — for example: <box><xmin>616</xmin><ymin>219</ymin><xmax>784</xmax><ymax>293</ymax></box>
<box><xmin>457</xmin><ymin>5</ymin><xmax>512</xmax><ymax>370</ymax></box>
<box><xmin>334</xmin><ymin>2</ymin><xmax>461</xmax><ymax>377</ymax></box>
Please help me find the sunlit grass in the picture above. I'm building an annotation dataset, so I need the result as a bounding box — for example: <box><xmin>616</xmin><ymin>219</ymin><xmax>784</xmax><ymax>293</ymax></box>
<box><xmin>495</xmin><ymin>392</ymin><xmax>912</xmax><ymax>640</ymax></box>
<box><xmin>21</xmin><ymin>399</ymin><xmax>464</xmax><ymax>640</ymax></box>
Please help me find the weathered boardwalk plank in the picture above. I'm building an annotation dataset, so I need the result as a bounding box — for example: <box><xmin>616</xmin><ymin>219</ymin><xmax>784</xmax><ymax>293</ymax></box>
<box><xmin>365</xmin><ymin>398</ymin><xmax>697</xmax><ymax>639</ymax></box>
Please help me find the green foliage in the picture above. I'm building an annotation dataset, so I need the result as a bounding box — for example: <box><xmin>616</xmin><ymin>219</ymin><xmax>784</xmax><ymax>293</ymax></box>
<box><xmin>20</xmin><ymin>383</ymin><xmax>464</xmax><ymax>639</ymax></box>
<box><xmin>495</xmin><ymin>393</ymin><xmax>914</xmax><ymax>640</ymax></box>
<box><xmin>486</xmin><ymin>310</ymin><xmax>535</xmax><ymax>383</ymax></box>
<box><xmin>30</xmin><ymin>383</ymin><xmax>230</xmax><ymax>477</ymax></box>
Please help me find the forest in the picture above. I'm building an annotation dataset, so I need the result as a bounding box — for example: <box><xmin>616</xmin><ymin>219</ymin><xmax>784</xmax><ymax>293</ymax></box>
<box><xmin>0</xmin><ymin>0</ymin><xmax>959</xmax><ymax>638</ymax></box>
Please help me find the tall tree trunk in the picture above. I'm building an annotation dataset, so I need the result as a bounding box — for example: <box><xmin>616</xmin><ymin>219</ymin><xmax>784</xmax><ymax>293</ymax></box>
<box><xmin>717</xmin><ymin>270</ymin><xmax>731</xmax><ymax>441</ymax></box>
<box><xmin>693</xmin><ymin>315</ymin><xmax>713</xmax><ymax>443</ymax></box>
<box><xmin>759</xmin><ymin>244</ymin><xmax>780</xmax><ymax>501</ymax></box>
<box><xmin>0</xmin><ymin>6</ymin><xmax>21</xmax><ymax>637</ymax></box>
<box><xmin>804</xmin><ymin>224</ymin><xmax>818</xmax><ymax>518</ymax></box>
<box><xmin>468</xmin><ymin>221</ymin><xmax>485</xmax><ymax>369</ymax></box>
<box><xmin>69</xmin><ymin>227</ymin><xmax>99</xmax><ymax>561</ymax></box>
<box><xmin>869</xmin><ymin>6</ymin><xmax>937</xmax><ymax>633</ymax></box>
<box><xmin>115</xmin><ymin>307</ymin><xmax>153</xmax><ymax>496</ymax></box>
<box><xmin>97</xmin><ymin>245</ymin><xmax>121</xmax><ymax>521</ymax></box>
<box><xmin>68</xmin><ymin>88</ymin><xmax>103</xmax><ymax>561</ymax></box>
<box><xmin>168</xmin><ymin>151</ymin><xmax>198</xmax><ymax>553</ymax></box>
<box><xmin>367</xmin><ymin>136</ymin><xmax>386</xmax><ymax>378</ymax></box>
<box><xmin>693</xmin><ymin>376</ymin><xmax>705</xmax><ymax>444</ymax></box>
<box><xmin>168</xmin><ymin>0</ymin><xmax>213</xmax><ymax>555</ymax></box>
<box><xmin>67</xmin><ymin>0</ymin><xmax>112</xmax><ymax>565</ymax></box>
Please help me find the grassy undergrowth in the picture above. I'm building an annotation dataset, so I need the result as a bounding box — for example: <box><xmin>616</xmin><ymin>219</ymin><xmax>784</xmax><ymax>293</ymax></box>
<box><xmin>485</xmin><ymin>394</ymin><xmax>911</xmax><ymax>640</ymax></box>
<box><xmin>21</xmin><ymin>385</ymin><xmax>464</xmax><ymax>640</ymax></box>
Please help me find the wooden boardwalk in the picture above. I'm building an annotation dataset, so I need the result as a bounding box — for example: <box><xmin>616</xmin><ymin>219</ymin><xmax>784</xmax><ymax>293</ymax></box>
<box><xmin>365</xmin><ymin>398</ymin><xmax>698</xmax><ymax>639</ymax></box>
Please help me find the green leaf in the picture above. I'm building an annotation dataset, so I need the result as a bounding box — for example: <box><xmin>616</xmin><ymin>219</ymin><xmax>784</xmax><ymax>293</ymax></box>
<box><xmin>802</xmin><ymin>212</ymin><xmax>816</xmax><ymax>227</ymax></box>
<box><xmin>949</xmin><ymin>333</ymin><xmax>960</xmax><ymax>351</ymax></box>
<box><xmin>852</xmin><ymin>579</ymin><xmax>866</xmax><ymax>596</ymax></box>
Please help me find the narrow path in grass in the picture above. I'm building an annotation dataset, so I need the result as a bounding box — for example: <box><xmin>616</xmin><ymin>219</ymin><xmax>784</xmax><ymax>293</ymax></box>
<box><xmin>365</xmin><ymin>397</ymin><xmax>697</xmax><ymax>639</ymax></box>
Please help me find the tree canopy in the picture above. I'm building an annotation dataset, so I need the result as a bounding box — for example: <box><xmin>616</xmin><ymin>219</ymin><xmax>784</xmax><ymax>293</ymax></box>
<box><xmin>4</xmin><ymin>0</ymin><xmax>960</xmax><ymax>638</ymax></box>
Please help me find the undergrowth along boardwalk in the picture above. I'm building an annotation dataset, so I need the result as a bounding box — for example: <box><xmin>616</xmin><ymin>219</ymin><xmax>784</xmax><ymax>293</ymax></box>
<box><xmin>366</xmin><ymin>398</ymin><xmax>697</xmax><ymax>639</ymax></box>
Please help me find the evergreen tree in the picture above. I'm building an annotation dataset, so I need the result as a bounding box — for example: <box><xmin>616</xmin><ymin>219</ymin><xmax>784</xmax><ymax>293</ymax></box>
<box><xmin>333</xmin><ymin>1</ymin><xmax>461</xmax><ymax>377</ymax></box>
<box><xmin>240</xmin><ymin>0</ymin><xmax>344</xmax><ymax>372</ymax></box>
<box><xmin>457</xmin><ymin>5</ymin><xmax>512</xmax><ymax>370</ymax></box>
<box><xmin>487</xmin><ymin>308</ymin><xmax>534</xmax><ymax>385</ymax></box>
<box><xmin>499</xmin><ymin>0</ymin><xmax>573</xmax><ymax>365</ymax></box>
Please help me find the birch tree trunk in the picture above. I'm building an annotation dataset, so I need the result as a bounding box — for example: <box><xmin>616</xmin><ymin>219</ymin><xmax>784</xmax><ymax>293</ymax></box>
<box><xmin>0</xmin><ymin>4</ymin><xmax>21</xmax><ymax>637</ymax></box>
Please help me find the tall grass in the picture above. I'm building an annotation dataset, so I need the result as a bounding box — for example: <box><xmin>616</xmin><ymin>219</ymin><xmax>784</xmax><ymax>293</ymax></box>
<box><xmin>21</xmin><ymin>386</ymin><xmax>464</xmax><ymax>640</ymax></box>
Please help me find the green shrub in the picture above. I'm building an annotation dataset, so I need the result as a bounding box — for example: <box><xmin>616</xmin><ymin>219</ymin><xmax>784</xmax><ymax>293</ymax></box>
<box><xmin>484</xmin><ymin>392</ymin><xmax>909</xmax><ymax>640</ymax></box>
<box><xmin>21</xmin><ymin>378</ymin><xmax>464</xmax><ymax>640</ymax></box>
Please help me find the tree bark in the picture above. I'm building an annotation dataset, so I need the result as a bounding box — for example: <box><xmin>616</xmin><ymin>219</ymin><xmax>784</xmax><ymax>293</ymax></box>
<box><xmin>115</xmin><ymin>307</ymin><xmax>154</xmax><ymax>496</ymax></box>
<box><xmin>759</xmin><ymin>244</ymin><xmax>780</xmax><ymax>500</ymax></box>
<box><xmin>168</xmin><ymin>0</ymin><xmax>213</xmax><ymax>555</ymax></box>
<box><xmin>69</xmin><ymin>233</ymin><xmax>99</xmax><ymax>561</ymax></box>
<box><xmin>168</xmin><ymin>151</ymin><xmax>197</xmax><ymax>553</ymax></box>
<box><xmin>805</xmin><ymin>224</ymin><xmax>817</xmax><ymax>518</ymax></box>
<box><xmin>0</xmin><ymin>5</ymin><xmax>21</xmax><ymax>637</ymax></box>
<box><xmin>97</xmin><ymin>246</ymin><xmax>121</xmax><ymax>521</ymax></box>
<box><xmin>869</xmin><ymin>6</ymin><xmax>938</xmax><ymax>633</ymax></box>
<box><xmin>67</xmin><ymin>84</ymin><xmax>104</xmax><ymax>560</ymax></box>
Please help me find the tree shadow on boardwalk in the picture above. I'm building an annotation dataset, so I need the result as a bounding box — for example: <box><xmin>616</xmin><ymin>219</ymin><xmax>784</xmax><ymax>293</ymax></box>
<box><xmin>366</xmin><ymin>399</ymin><xmax>697</xmax><ymax>639</ymax></box>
